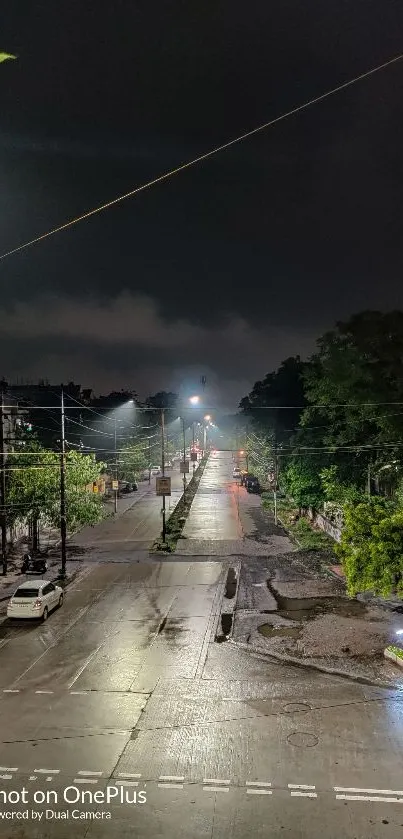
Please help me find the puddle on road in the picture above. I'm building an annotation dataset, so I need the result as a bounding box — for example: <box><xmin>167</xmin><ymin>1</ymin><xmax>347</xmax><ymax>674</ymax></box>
<box><xmin>266</xmin><ymin>582</ymin><xmax>368</xmax><ymax>622</ymax></box>
<box><xmin>221</xmin><ymin>614</ymin><xmax>233</xmax><ymax>635</ymax></box>
<box><xmin>258</xmin><ymin>624</ymin><xmax>302</xmax><ymax>640</ymax></box>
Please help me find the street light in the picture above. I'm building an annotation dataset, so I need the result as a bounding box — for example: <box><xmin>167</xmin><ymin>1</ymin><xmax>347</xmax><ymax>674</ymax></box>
<box><xmin>189</xmin><ymin>396</ymin><xmax>199</xmax><ymax>405</ymax></box>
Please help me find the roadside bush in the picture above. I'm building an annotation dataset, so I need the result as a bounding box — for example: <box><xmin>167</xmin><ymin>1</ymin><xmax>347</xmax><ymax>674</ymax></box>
<box><xmin>335</xmin><ymin>498</ymin><xmax>403</xmax><ymax>597</ymax></box>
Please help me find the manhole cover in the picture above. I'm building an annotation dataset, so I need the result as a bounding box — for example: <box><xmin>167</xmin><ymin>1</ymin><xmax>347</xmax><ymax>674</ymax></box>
<box><xmin>283</xmin><ymin>702</ymin><xmax>311</xmax><ymax>714</ymax></box>
<box><xmin>287</xmin><ymin>732</ymin><xmax>318</xmax><ymax>748</ymax></box>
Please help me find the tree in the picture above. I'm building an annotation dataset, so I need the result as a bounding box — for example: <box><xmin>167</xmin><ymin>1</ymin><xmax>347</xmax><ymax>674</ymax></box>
<box><xmin>335</xmin><ymin>498</ymin><xmax>403</xmax><ymax>597</ymax></box>
<box><xmin>118</xmin><ymin>441</ymin><xmax>148</xmax><ymax>482</ymax></box>
<box><xmin>282</xmin><ymin>459</ymin><xmax>323</xmax><ymax>512</ymax></box>
<box><xmin>301</xmin><ymin>311</ymin><xmax>403</xmax><ymax>488</ymax></box>
<box><xmin>7</xmin><ymin>443</ymin><xmax>106</xmax><ymax>536</ymax></box>
<box><xmin>240</xmin><ymin>357</ymin><xmax>308</xmax><ymax>445</ymax></box>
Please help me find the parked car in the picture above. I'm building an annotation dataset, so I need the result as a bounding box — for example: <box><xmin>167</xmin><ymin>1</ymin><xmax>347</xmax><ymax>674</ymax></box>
<box><xmin>246</xmin><ymin>476</ymin><xmax>261</xmax><ymax>494</ymax></box>
<box><xmin>240</xmin><ymin>471</ymin><xmax>252</xmax><ymax>486</ymax></box>
<box><xmin>233</xmin><ymin>467</ymin><xmax>241</xmax><ymax>479</ymax></box>
<box><xmin>7</xmin><ymin>580</ymin><xmax>64</xmax><ymax>621</ymax></box>
<box><xmin>120</xmin><ymin>482</ymin><xmax>137</xmax><ymax>494</ymax></box>
<box><xmin>150</xmin><ymin>466</ymin><xmax>161</xmax><ymax>476</ymax></box>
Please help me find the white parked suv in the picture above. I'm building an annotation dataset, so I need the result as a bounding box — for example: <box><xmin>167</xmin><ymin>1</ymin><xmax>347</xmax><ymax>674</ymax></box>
<box><xmin>7</xmin><ymin>580</ymin><xmax>64</xmax><ymax>621</ymax></box>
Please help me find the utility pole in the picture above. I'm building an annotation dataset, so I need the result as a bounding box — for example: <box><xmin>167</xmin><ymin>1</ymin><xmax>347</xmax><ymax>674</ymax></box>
<box><xmin>367</xmin><ymin>462</ymin><xmax>371</xmax><ymax>496</ymax></box>
<box><xmin>114</xmin><ymin>416</ymin><xmax>118</xmax><ymax>513</ymax></box>
<box><xmin>161</xmin><ymin>409</ymin><xmax>166</xmax><ymax>544</ymax></box>
<box><xmin>0</xmin><ymin>390</ymin><xmax>7</xmax><ymax>576</ymax></box>
<box><xmin>182</xmin><ymin>417</ymin><xmax>187</xmax><ymax>500</ymax></box>
<box><xmin>192</xmin><ymin>422</ymin><xmax>195</xmax><ymax>474</ymax></box>
<box><xmin>60</xmin><ymin>385</ymin><xmax>67</xmax><ymax>579</ymax></box>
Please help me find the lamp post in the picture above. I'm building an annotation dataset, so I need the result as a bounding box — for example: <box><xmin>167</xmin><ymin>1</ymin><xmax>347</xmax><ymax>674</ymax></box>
<box><xmin>203</xmin><ymin>415</ymin><xmax>211</xmax><ymax>457</ymax></box>
<box><xmin>181</xmin><ymin>396</ymin><xmax>200</xmax><ymax>499</ymax></box>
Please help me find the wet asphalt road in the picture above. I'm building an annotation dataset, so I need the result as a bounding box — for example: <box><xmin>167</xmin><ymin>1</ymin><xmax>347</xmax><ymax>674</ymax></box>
<box><xmin>0</xmin><ymin>453</ymin><xmax>402</xmax><ymax>837</ymax></box>
<box><xmin>73</xmin><ymin>467</ymin><xmax>185</xmax><ymax>555</ymax></box>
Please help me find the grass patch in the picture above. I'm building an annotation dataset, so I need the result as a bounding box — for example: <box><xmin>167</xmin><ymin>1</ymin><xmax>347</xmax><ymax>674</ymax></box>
<box><xmin>152</xmin><ymin>457</ymin><xmax>208</xmax><ymax>552</ymax></box>
<box><xmin>262</xmin><ymin>493</ymin><xmax>336</xmax><ymax>554</ymax></box>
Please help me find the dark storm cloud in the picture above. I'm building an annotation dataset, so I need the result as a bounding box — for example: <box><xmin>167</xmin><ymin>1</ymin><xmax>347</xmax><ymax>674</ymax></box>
<box><xmin>0</xmin><ymin>294</ymin><xmax>316</xmax><ymax>408</ymax></box>
<box><xmin>1</xmin><ymin>1</ymin><xmax>403</xmax><ymax>403</ymax></box>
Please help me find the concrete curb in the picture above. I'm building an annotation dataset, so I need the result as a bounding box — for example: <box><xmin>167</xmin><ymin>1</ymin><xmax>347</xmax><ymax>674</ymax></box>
<box><xmin>229</xmin><ymin>638</ymin><xmax>402</xmax><ymax>692</ymax></box>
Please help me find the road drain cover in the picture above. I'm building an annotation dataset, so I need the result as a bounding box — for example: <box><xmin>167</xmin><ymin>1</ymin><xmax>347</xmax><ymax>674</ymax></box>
<box><xmin>287</xmin><ymin>732</ymin><xmax>318</xmax><ymax>748</ymax></box>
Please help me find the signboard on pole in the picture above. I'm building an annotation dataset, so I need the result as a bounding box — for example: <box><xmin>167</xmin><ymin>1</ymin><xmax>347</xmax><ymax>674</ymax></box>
<box><xmin>156</xmin><ymin>476</ymin><xmax>171</xmax><ymax>496</ymax></box>
<box><xmin>180</xmin><ymin>460</ymin><xmax>190</xmax><ymax>474</ymax></box>
<box><xmin>190</xmin><ymin>451</ymin><xmax>197</xmax><ymax>462</ymax></box>
<box><xmin>112</xmin><ymin>480</ymin><xmax>118</xmax><ymax>490</ymax></box>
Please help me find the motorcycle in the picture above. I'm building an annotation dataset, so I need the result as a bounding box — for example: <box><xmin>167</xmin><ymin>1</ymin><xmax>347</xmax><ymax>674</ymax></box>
<box><xmin>21</xmin><ymin>553</ymin><xmax>48</xmax><ymax>575</ymax></box>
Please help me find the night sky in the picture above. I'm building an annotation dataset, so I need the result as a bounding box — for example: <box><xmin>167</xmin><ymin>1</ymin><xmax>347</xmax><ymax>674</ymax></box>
<box><xmin>1</xmin><ymin>1</ymin><xmax>403</xmax><ymax>410</ymax></box>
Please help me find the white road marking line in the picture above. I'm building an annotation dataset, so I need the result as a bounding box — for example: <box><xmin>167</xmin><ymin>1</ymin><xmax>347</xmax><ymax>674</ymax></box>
<box><xmin>291</xmin><ymin>791</ymin><xmax>318</xmax><ymax>798</ymax></box>
<box><xmin>182</xmin><ymin>696</ymin><xmax>199</xmax><ymax>700</ymax></box>
<box><xmin>336</xmin><ymin>794</ymin><xmax>403</xmax><ymax>803</ymax></box>
<box><xmin>118</xmin><ymin>773</ymin><xmax>142</xmax><ymax>778</ymax></box>
<box><xmin>203</xmin><ymin>778</ymin><xmax>231</xmax><ymax>785</ymax></box>
<box><xmin>246</xmin><ymin>781</ymin><xmax>272</xmax><ymax>788</ymax></box>
<box><xmin>0</xmin><ymin>767</ymin><xmax>18</xmax><ymax>772</ymax></box>
<box><xmin>34</xmin><ymin>769</ymin><xmax>60</xmax><ymax>774</ymax></box>
<box><xmin>46</xmin><ymin>777</ymin><xmax>53</xmax><ymax>782</ymax></box>
<box><xmin>247</xmin><ymin>788</ymin><xmax>272</xmax><ymax>795</ymax></box>
<box><xmin>158</xmin><ymin>783</ymin><xmax>184</xmax><ymax>789</ymax></box>
<box><xmin>70</xmin><ymin>691</ymin><xmax>89</xmax><ymax>695</ymax></box>
<box><xmin>334</xmin><ymin>786</ymin><xmax>403</xmax><ymax>796</ymax></box>
<box><xmin>203</xmin><ymin>786</ymin><xmax>230</xmax><ymax>793</ymax></box>
<box><xmin>35</xmin><ymin>690</ymin><xmax>54</xmax><ymax>694</ymax></box>
<box><xmin>3</xmin><ymin>689</ymin><xmax>19</xmax><ymax>693</ymax></box>
<box><xmin>115</xmin><ymin>780</ymin><xmax>139</xmax><ymax>787</ymax></box>
<box><xmin>288</xmin><ymin>784</ymin><xmax>316</xmax><ymax>790</ymax></box>
<box><xmin>73</xmin><ymin>778</ymin><xmax>98</xmax><ymax>784</ymax></box>
<box><xmin>0</xmin><ymin>775</ymin><xmax>12</xmax><ymax>780</ymax></box>
<box><xmin>159</xmin><ymin>775</ymin><xmax>185</xmax><ymax>782</ymax></box>
<box><xmin>29</xmin><ymin>776</ymin><xmax>37</xmax><ymax>781</ymax></box>
<box><xmin>78</xmin><ymin>770</ymin><xmax>103</xmax><ymax>776</ymax></box>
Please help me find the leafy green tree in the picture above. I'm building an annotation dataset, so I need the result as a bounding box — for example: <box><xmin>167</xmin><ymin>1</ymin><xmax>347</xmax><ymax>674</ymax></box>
<box><xmin>240</xmin><ymin>356</ymin><xmax>308</xmax><ymax>445</ymax></box>
<box><xmin>118</xmin><ymin>441</ymin><xmax>148</xmax><ymax>482</ymax></box>
<box><xmin>7</xmin><ymin>444</ymin><xmax>106</xmax><ymax>534</ymax></box>
<box><xmin>301</xmin><ymin>311</ymin><xmax>403</xmax><ymax>488</ymax></box>
<box><xmin>335</xmin><ymin>498</ymin><xmax>403</xmax><ymax>597</ymax></box>
<box><xmin>282</xmin><ymin>459</ymin><xmax>323</xmax><ymax>511</ymax></box>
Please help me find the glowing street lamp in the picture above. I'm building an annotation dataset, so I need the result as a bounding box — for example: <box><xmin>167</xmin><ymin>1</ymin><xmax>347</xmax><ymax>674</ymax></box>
<box><xmin>189</xmin><ymin>395</ymin><xmax>199</xmax><ymax>405</ymax></box>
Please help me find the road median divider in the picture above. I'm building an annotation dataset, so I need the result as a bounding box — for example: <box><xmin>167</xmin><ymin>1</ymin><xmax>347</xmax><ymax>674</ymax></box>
<box><xmin>151</xmin><ymin>456</ymin><xmax>209</xmax><ymax>553</ymax></box>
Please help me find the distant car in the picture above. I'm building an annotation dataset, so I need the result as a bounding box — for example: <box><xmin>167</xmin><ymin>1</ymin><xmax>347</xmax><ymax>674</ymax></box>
<box><xmin>150</xmin><ymin>466</ymin><xmax>161</xmax><ymax>476</ymax></box>
<box><xmin>7</xmin><ymin>580</ymin><xmax>63</xmax><ymax>621</ymax></box>
<box><xmin>164</xmin><ymin>461</ymin><xmax>173</xmax><ymax>469</ymax></box>
<box><xmin>233</xmin><ymin>467</ymin><xmax>241</xmax><ymax>479</ymax></box>
<box><xmin>240</xmin><ymin>472</ymin><xmax>252</xmax><ymax>486</ymax></box>
<box><xmin>120</xmin><ymin>482</ymin><xmax>137</xmax><ymax>494</ymax></box>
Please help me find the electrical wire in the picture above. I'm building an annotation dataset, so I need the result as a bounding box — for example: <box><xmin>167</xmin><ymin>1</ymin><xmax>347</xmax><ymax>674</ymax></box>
<box><xmin>0</xmin><ymin>53</ymin><xmax>402</xmax><ymax>261</ymax></box>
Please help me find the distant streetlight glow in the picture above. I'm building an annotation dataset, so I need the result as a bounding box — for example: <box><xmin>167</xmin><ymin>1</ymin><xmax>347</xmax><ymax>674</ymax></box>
<box><xmin>189</xmin><ymin>396</ymin><xmax>199</xmax><ymax>405</ymax></box>
<box><xmin>204</xmin><ymin>414</ymin><xmax>211</xmax><ymax>421</ymax></box>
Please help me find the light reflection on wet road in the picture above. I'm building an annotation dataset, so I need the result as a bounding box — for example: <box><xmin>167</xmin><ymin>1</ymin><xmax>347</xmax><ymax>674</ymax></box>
<box><xmin>0</xmin><ymin>453</ymin><xmax>402</xmax><ymax>837</ymax></box>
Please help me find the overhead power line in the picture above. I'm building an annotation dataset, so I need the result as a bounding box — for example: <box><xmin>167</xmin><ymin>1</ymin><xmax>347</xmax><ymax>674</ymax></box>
<box><xmin>0</xmin><ymin>53</ymin><xmax>402</xmax><ymax>261</ymax></box>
